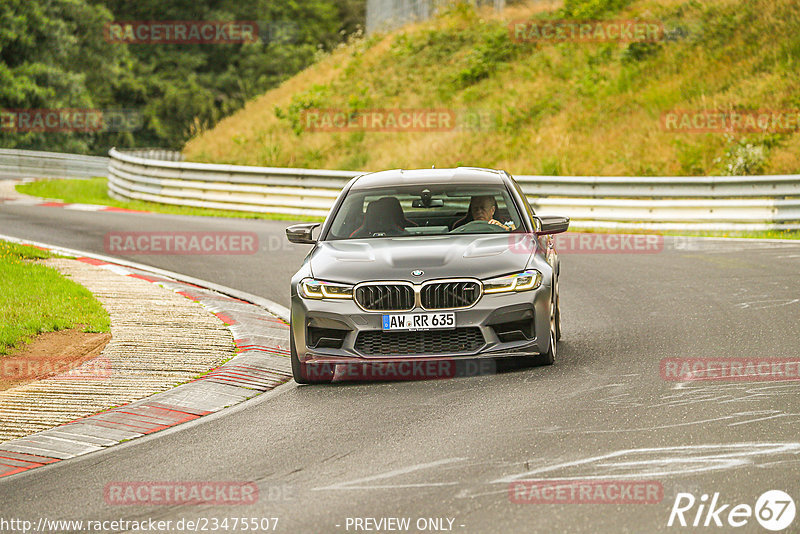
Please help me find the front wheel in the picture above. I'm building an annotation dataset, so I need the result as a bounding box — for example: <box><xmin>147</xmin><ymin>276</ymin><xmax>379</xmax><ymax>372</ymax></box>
<box><xmin>554</xmin><ymin>274</ymin><xmax>562</xmax><ymax>341</ymax></box>
<box><xmin>290</xmin><ymin>328</ymin><xmax>332</xmax><ymax>384</ymax></box>
<box><xmin>532</xmin><ymin>292</ymin><xmax>557</xmax><ymax>366</ymax></box>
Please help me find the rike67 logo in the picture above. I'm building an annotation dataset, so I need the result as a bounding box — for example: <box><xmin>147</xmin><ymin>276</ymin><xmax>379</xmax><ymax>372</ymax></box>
<box><xmin>668</xmin><ymin>490</ymin><xmax>796</xmax><ymax>531</ymax></box>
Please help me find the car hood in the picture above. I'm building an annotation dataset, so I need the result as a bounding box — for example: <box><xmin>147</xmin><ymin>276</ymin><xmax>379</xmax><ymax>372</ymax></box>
<box><xmin>309</xmin><ymin>234</ymin><xmax>536</xmax><ymax>284</ymax></box>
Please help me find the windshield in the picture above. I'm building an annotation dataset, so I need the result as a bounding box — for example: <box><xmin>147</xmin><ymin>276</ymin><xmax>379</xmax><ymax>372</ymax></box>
<box><xmin>325</xmin><ymin>184</ymin><xmax>525</xmax><ymax>240</ymax></box>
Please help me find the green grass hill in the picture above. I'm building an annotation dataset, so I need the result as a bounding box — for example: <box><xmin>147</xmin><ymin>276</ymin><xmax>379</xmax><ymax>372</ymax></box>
<box><xmin>184</xmin><ymin>0</ymin><xmax>800</xmax><ymax>177</ymax></box>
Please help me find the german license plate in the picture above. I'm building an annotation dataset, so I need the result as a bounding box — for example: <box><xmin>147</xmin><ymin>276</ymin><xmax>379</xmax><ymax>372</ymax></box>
<box><xmin>382</xmin><ymin>312</ymin><xmax>455</xmax><ymax>331</ymax></box>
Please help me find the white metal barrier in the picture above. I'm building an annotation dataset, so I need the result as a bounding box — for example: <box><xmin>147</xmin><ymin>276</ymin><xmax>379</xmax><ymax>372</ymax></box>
<box><xmin>0</xmin><ymin>148</ymin><xmax>108</xmax><ymax>180</ymax></box>
<box><xmin>106</xmin><ymin>147</ymin><xmax>800</xmax><ymax>231</ymax></box>
<box><xmin>108</xmin><ymin>148</ymin><xmax>354</xmax><ymax>218</ymax></box>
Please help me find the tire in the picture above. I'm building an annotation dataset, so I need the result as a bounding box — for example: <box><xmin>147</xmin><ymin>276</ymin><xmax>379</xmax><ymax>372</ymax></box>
<box><xmin>532</xmin><ymin>291</ymin><xmax>557</xmax><ymax>366</ymax></box>
<box><xmin>290</xmin><ymin>333</ymin><xmax>309</xmax><ymax>384</ymax></box>
<box><xmin>554</xmin><ymin>274</ymin><xmax>562</xmax><ymax>342</ymax></box>
<box><xmin>290</xmin><ymin>327</ymin><xmax>332</xmax><ymax>384</ymax></box>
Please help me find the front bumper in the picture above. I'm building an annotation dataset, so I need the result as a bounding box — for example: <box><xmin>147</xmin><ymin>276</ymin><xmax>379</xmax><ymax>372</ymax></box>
<box><xmin>290</xmin><ymin>282</ymin><xmax>552</xmax><ymax>366</ymax></box>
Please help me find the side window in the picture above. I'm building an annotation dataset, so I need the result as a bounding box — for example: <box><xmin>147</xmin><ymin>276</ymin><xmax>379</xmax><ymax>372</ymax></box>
<box><xmin>494</xmin><ymin>193</ymin><xmax>515</xmax><ymax>227</ymax></box>
<box><xmin>330</xmin><ymin>196</ymin><xmax>365</xmax><ymax>238</ymax></box>
<box><xmin>510</xmin><ymin>178</ymin><xmax>536</xmax><ymax>229</ymax></box>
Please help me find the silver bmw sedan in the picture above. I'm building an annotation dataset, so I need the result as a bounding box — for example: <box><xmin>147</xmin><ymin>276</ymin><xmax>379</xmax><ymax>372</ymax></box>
<box><xmin>286</xmin><ymin>167</ymin><xmax>569</xmax><ymax>383</ymax></box>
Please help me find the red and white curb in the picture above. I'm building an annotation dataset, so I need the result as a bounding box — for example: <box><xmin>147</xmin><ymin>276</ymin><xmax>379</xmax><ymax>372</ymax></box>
<box><xmin>0</xmin><ymin>198</ymin><xmax>148</xmax><ymax>213</ymax></box>
<box><xmin>0</xmin><ymin>237</ymin><xmax>291</xmax><ymax>479</ymax></box>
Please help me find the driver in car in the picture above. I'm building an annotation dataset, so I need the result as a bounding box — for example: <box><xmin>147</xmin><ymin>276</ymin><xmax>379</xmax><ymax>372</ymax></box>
<box><xmin>468</xmin><ymin>195</ymin><xmax>511</xmax><ymax>230</ymax></box>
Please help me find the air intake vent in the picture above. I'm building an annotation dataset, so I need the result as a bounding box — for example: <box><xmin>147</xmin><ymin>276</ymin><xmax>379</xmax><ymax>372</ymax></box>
<box><xmin>307</xmin><ymin>326</ymin><xmax>348</xmax><ymax>349</ymax></box>
<box><xmin>355</xmin><ymin>328</ymin><xmax>485</xmax><ymax>356</ymax></box>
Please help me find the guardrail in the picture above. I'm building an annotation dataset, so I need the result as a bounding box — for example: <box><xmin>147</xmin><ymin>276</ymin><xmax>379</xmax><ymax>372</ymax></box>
<box><xmin>108</xmin><ymin>148</ymin><xmax>800</xmax><ymax>231</ymax></box>
<box><xmin>108</xmin><ymin>148</ymin><xmax>356</xmax><ymax>218</ymax></box>
<box><xmin>0</xmin><ymin>148</ymin><xmax>108</xmax><ymax>180</ymax></box>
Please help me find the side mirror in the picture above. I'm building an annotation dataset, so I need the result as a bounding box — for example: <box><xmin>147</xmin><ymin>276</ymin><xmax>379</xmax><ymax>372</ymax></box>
<box><xmin>286</xmin><ymin>223</ymin><xmax>320</xmax><ymax>244</ymax></box>
<box><xmin>535</xmin><ymin>215</ymin><xmax>570</xmax><ymax>235</ymax></box>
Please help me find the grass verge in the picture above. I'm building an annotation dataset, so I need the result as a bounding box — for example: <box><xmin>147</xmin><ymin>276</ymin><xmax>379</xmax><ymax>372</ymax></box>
<box><xmin>0</xmin><ymin>241</ymin><xmax>110</xmax><ymax>355</ymax></box>
<box><xmin>16</xmin><ymin>177</ymin><xmax>324</xmax><ymax>222</ymax></box>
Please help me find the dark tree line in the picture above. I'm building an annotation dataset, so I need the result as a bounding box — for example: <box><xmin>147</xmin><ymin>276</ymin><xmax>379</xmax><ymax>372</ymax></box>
<box><xmin>0</xmin><ymin>0</ymin><xmax>365</xmax><ymax>154</ymax></box>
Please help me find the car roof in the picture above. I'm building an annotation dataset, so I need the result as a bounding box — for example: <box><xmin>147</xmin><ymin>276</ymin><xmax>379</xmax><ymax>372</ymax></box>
<box><xmin>350</xmin><ymin>167</ymin><xmax>508</xmax><ymax>189</ymax></box>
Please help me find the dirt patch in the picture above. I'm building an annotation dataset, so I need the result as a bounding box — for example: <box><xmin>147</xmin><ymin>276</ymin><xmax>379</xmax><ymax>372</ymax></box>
<box><xmin>0</xmin><ymin>329</ymin><xmax>111</xmax><ymax>391</ymax></box>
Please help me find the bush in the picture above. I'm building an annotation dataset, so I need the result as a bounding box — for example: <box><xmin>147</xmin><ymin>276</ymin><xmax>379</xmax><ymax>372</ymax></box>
<box><xmin>718</xmin><ymin>138</ymin><xmax>768</xmax><ymax>176</ymax></box>
<box><xmin>454</xmin><ymin>25</ymin><xmax>517</xmax><ymax>88</ymax></box>
<box><xmin>562</xmin><ymin>0</ymin><xmax>632</xmax><ymax>19</ymax></box>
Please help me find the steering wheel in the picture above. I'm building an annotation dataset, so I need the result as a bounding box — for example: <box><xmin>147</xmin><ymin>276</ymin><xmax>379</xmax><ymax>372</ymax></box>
<box><xmin>450</xmin><ymin>220</ymin><xmax>507</xmax><ymax>233</ymax></box>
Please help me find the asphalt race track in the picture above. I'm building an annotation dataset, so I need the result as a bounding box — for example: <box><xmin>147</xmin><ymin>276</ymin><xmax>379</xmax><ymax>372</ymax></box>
<box><xmin>2</xmin><ymin>202</ymin><xmax>800</xmax><ymax>533</ymax></box>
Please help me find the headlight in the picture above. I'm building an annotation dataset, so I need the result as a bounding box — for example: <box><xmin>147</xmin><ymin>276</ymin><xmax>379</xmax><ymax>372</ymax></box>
<box><xmin>483</xmin><ymin>269</ymin><xmax>542</xmax><ymax>294</ymax></box>
<box><xmin>299</xmin><ymin>278</ymin><xmax>354</xmax><ymax>300</ymax></box>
